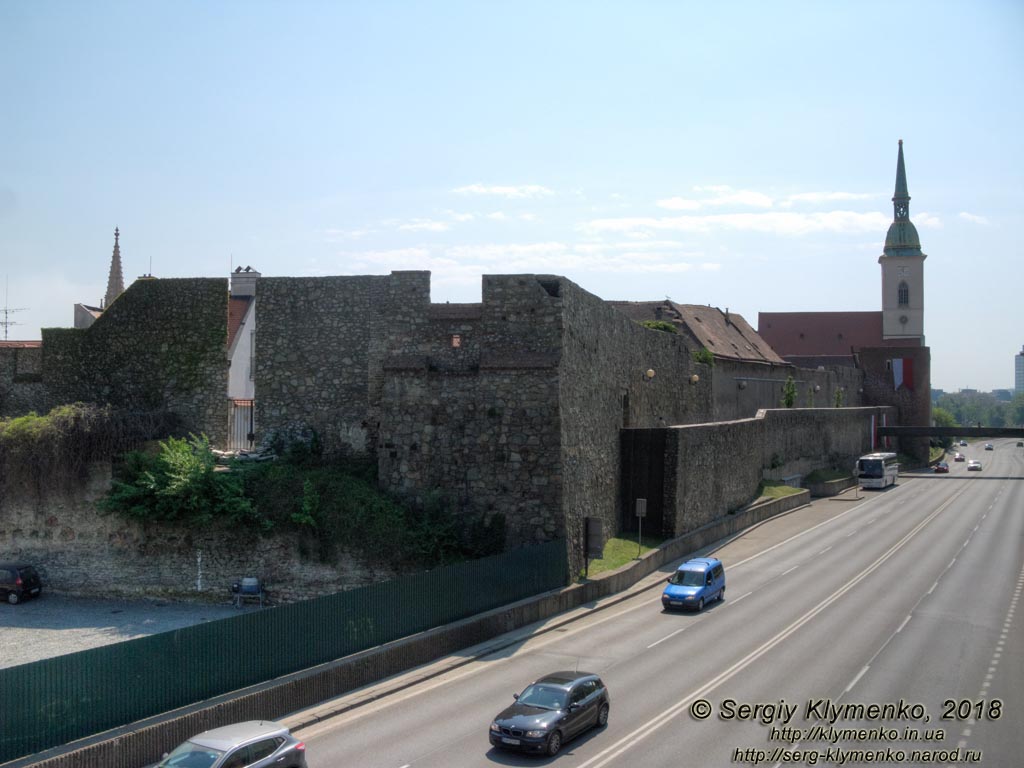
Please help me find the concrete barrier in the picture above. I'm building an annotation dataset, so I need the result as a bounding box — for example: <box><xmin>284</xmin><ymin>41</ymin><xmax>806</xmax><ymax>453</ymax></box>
<box><xmin>9</xmin><ymin>491</ymin><xmax>808</xmax><ymax>768</ymax></box>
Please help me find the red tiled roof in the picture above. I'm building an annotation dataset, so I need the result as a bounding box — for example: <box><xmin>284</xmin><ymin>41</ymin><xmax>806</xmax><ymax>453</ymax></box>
<box><xmin>227</xmin><ymin>296</ymin><xmax>253</xmax><ymax>351</ymax></box>
<box><xmin>0</xmin><ymin>340</ymin><xmax>42</xmax><ymax>348</ymax></box>
<box><xmin>610</xmin><ymin>300</ymin><xmax>786</xmax><ymax>364</ymax></box>
<box><xmin>757</xmin><ymin>311</ymin><xmax>912</xmax><ymax>356</ymax></box>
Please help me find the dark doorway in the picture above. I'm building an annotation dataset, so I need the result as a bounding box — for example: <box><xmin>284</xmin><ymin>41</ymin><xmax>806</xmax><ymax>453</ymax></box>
<box><xmin>620</xmin><ymin>429</ymin><xmax>666</xmax><ymax>536</ymax></box>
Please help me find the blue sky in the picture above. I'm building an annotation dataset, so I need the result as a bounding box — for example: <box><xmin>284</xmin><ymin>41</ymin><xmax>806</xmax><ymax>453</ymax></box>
<box><xmin>2</xmin><ymin>1</ymin><xmax>1022</xmax><ymax>392</ymax></box>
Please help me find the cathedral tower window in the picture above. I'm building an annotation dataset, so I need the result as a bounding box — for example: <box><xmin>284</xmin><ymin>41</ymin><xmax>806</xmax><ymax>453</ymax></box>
<box><xmin>897</xmin><ymin>281</ymin><xmax>909</xmax><ymax>307</ymax></box>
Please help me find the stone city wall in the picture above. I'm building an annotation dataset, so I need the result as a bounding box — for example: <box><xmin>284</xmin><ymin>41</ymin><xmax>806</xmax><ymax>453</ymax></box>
<box><xmin>711</xmin><ymin>357</ymin><xmax>865</xmax><ymax>421</ymax></box>
<box><xmin>0</xmin><ymin>345</ymin><xmax>48</xmax><ymax>417</ymax></box>
<box><xmin>857</xmin><ymin>346</ymin><xmax>932</xmax><ymax>462</ymax></box>
<box><xmin>39</xmin><ymin>278</ymin><xmax>229</xmax><ymax>445</ymax></box>
<box><xmin>0</xmin><ymin>463</ymin><xmax>391</xmax><ymax>603</ymax></box>
<box><xmin>662</xmin><ymin>405</ymin><xmax>896</xmax><ymax>535</ymax></box>
<box><xmin>254</xmin><ymin>271</ymin><xmax>432</xmax><ymax>456</ymax></box>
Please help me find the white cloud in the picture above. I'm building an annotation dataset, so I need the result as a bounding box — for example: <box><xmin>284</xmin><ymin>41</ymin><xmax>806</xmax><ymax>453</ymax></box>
<box><xmin>780</xmin><ymin>191</ymin><xmax>875</xmax><ymax>208</ymax></box>
<box><xmin>958</xmin><ymin>212</ymin><xmax>990</xmax><ymax>225</ymax></box>
<box><xmin>398</xmin><ymin>218</ymin><xmax>450</xmax><ymax>232</ymax></box>
<box><xmin>582</xmin><ymin>211</ymin><xmax>890</xmax><ymax>237</ymax></box>
<box><xmin>914</xmin><ymin>212</ymin><xmax>942</xmax><ymax>229</ymax></box>
<box><xmin>519</xmin><ymin>212</ymin><xmax>538</xmax><ymax>222</ymax></box>
<box><xmin>445</xmin><ymin>210</ymin><xmax>475</xmax><ymax>222</ymax></box>
<box><xmin>486</xmin><ymin>211</ymin><xmax>508</xmax><ymax>221</ymax></box>
<box><xmin>453</xmin><ymin>183</ymin><xmax>554</xmax><ymax>199</ymax></box>
<box><xmin>657</xmin><ymin>185</ymin><xmax>774</xmax><ymax>211</ymax></box>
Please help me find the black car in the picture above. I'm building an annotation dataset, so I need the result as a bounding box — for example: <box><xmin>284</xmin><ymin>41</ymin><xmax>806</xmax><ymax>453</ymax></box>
<box><xmin>489</xmin><ymin>671</ymin><xmax>610</xmax><ymax>757</ymax></box>
<box><xmin>0</xmin><ymin>563</ymin><xmax>43</xmax><ymax>604</ymax></box>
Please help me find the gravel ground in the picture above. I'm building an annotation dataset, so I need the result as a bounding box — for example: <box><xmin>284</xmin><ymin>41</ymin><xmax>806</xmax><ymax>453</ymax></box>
<box><xmin>0</xmin><ymin>594</ymin><xmax>249</xmax><ymax>669</ymax></box>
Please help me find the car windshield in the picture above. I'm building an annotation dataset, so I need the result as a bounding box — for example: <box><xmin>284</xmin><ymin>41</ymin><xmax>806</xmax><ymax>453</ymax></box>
<box><xmin>160</xmin><ymin>741</ymin><xmax>226</xmax><ymax>768</ymax></box>
<box><xmin>517</xmin><ymin>684</ymin><xmax>568</xmax><ymax>710</ymax></box>
<box><xmin>669</xmin><ymin>569</ymin><xmax>705</xmax><ymax>586</ymax></box>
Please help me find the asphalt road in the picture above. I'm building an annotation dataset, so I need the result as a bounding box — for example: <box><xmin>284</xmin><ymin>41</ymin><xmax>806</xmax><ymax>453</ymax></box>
<box><xmin>285</xmin><ymin>438</ymin><xmax>1023</xmax><ymax>768</ymax></box>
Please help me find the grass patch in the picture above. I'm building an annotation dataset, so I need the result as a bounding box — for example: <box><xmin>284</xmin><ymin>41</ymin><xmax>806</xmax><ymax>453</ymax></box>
<box><xmin>581</xmin><ymin>534</ymin><xmax>666</xmax><ymax>579</ymax></box>
<box><xmin>929</xmin><ymin>445</ymin><xmax>946</xmax><ymax>462</ymax></box>
<box><xmin>757</xmin><ymin>480</ymin><xmax>804</xmax><ymax>500</ymax></box>
<box><xmin>804</xmin><ymin>468</ymin><xmax>850</xmax><ymax>484</ymax></box>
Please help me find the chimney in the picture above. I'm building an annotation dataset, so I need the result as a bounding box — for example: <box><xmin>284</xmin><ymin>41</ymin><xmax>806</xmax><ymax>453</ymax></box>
<box><xmin>231</xmin><ymin>265</ymin><xmax>260</xmax><ymax>297</ymax></box>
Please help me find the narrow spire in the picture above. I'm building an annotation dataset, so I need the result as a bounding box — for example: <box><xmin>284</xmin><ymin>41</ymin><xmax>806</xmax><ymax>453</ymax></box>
<box><xmin>103</xmin><ymin>227</ymin><xmax>125</xmax><ymax>309</ymax></box>
<box><xmin>892</xmin><ymin>139</ymin><xmax>910</xmax><ymax>221</ymax></box>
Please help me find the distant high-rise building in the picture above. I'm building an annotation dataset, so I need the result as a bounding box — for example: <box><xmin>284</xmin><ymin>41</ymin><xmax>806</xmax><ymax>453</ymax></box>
<box><xmin>1016</xmin><ymin>345</ymin><xmax>1024</xmax><ymax>394</ymax></box>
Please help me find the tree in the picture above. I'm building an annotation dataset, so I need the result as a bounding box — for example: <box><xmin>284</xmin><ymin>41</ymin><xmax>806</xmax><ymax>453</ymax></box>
<box><xmin>781</xmin><ymin>375</ymin><xmax>797</xmax><ymax>408</ymax></box>
<box><xmin>931</xmin><ymin>406</ymin><xmax>957</xmax><ymax>450</ymax></box>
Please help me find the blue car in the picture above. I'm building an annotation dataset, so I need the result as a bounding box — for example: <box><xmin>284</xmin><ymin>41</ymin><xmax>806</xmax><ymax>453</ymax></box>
<box><xmin>661</xmin><ymin>557</ymin><xmax>726</xmax><ymax>611</ymax></box>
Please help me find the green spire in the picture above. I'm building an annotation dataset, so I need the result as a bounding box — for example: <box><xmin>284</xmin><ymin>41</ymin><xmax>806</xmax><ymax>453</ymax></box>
<box><xmin>883</xmin><ymin>140</ymin><xmax>922</xmax><ymax>257</ymax></box>
<box><xmin>892</xmin><ymin>139</ymin><xmax>910</xmax><ymax>219</ymax></box>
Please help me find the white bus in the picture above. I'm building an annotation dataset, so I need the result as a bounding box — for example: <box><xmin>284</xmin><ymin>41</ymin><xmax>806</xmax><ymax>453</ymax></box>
<box><xmin>855</xmin><ymin>452</ymin><xmax>899</xmax><ymax>489</ymax></box>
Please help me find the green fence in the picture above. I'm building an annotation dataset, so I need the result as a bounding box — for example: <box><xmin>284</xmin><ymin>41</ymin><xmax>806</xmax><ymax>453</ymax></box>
<box><xmin>0</xmin><ymin>540</ymin><xmax>567</xmax><ymax>763</ymax></box>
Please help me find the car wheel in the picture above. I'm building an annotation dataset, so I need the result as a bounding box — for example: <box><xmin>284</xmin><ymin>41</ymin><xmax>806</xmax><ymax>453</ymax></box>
<box><xmin>597</xmin><ymin>703</ymin><xmax>610</xmax><ymax>728</ymax></box>
<box><xmin>546</xmin><ymin>730</ymin><xmax>563</xmax><ymax>756</ymax></box>
<box><xmin>7</xmin><ymin>592</ymin><xmax>19</xmax><ymax>605</ymax></box>
<box><xmin>718</xmin><ymin>587</ymin><xmax>725</xmax><ymax>603</ymax></box>
<box><xmin>696</xmin><ymin>597</ymin><xmax>704</xmax><ymax>611</ymax></box>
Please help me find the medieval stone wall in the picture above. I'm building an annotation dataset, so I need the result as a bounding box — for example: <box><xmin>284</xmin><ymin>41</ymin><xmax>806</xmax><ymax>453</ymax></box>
<box><xmin>857</xmin><ymin>346</ymin><xmax>932</xmax><ymax>461</ymax></box>
<box><xmin>0</xmin><ymin>345</ymin><xmax>48</xmax><ymax>417</ymax></box>
<box><xmin>0</xmin><ymin>463</ymin><xmax>391</xmax><ymax>603</ymax></box>
<box><xmin>39</xmin><ymin>279</ymin><xmax>229</xmax><ymax>444</ymax></box>
<box><xmin>711</xmin><ymin>358</ymin><xmax>865</xmax><ymax>420</ymax></box>
<box><xmin>254</xmin><ymin>271</ymin><xmax>432</xmax><ymax>456</ymax></box>
<box><xmin>662</xmin><ymin>405</ymin><xmax>896</xmax><ymax>535</ymax></box>
<box><xmin>377</xmin><ymin>276</ymin><xmax>564</xmax><ymax>548</ymax></box>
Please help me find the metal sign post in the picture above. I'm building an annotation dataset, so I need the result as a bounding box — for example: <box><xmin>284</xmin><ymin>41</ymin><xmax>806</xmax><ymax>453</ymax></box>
<box><xmin>635</xmin><ymin>498</ymin><xmax>647</xmax><ymax>558</ymax></box>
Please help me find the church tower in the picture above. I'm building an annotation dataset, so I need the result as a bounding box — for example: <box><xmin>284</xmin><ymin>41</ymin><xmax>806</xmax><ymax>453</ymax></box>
<box><xmin>103</xmin><ymin>227</ymin><xmax>125</xmax><ymax>309</ymax></box>
<box><xmin>879</xmin><ymin>140</ymin><xmax>926</xmax><ymax>343</ymax></box>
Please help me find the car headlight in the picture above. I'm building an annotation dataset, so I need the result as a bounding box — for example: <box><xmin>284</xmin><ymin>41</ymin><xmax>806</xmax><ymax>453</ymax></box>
<box><xmin>490</xmin><ymin>722</ymin><xmax>501</xmax><ymax>733</ymax></box>
<box><xmin>525</xmin><ymin>729</ymin><xmax>547</xmax><ymax>738</ymax></box>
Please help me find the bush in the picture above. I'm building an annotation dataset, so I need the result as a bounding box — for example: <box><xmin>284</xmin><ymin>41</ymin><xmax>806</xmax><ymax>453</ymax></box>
<box><xmin>100</xmin><ymin>434</ymin><xmax>260</xmax><ymax>528</ymax></box>
<box><xmin>691</xmin><ymin>347</ymin><xmax>715</xmax><ymax>366</ymax></box>
<box><xmin>0</xmin><ymin>403</ymin><xmax>177</xmax><ymax>497</ymax></box>
<box><xmin>640</xmin><ymin>320</ymin><xmax>678</xmax><ymax>334</ymax></box>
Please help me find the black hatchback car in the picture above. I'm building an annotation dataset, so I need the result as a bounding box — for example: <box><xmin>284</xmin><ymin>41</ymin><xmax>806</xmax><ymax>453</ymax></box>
<box><xmin>489</xmin><ymin>671</ymin><xmax>610</xmax><ymax>757</ymax></box>
<box><xmin>0</xmin><ymin>563</ymin><xmax>43</xmax><ymax>604</ymax></box>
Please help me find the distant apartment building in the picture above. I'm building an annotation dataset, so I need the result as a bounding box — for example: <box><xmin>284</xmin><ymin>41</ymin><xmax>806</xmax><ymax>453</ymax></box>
<box><xmin>1016</xmin><ymin>345</ymin><xmax>1024</xmax><ymax>394</ymax></box>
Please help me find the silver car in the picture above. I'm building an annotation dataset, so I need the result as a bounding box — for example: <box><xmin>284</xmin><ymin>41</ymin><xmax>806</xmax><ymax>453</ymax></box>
<box><xmin>158</xmin><ymin>720</ymin><xmax>307</xmax><ymax>768</ymax></box>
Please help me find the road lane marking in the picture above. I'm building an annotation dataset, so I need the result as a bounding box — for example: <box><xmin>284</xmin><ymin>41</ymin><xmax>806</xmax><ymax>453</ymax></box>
<box><xmin>647</xmin><ymin>617</ymin><xmax>706</xmax><ymax>648</ymax></box>
<box><xmin>845</xmin><ymin>665</ymin><xmax>869</xmax><ymax>693</ymax></box>
<box><xmin>896</xmin><ymin>615</ymin><xmax>911</xmax><ymax>633</ymax></box>
<box><xmin>781</xmin><ymin>566</ymin><xmax>799</xmax><ymax>576</ymax></box>
<box><xmin>574</xmin><ymin>486</ymin><xmax>970</xmax><ymax>768</ymax></box>
<box><xmin>728</xmin><ymin>591</ymin><xmax>753</xmax><ymax>605</ymax></box>
<box><xmin>817</xmin><ymin>546</ymin><xmax>832</xmax><ymax>555</ymax></box>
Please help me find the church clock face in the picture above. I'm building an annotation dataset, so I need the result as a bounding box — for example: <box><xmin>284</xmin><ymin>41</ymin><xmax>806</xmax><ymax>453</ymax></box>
<box><xmin>899</xmin><ymin>315</ymin><xmax>909</xmax><ymax>325</ymax></box>
<box><xmin>896</xmin><ymin>266</ymin><xmax>908</xmax><ymax>278</ymax></box>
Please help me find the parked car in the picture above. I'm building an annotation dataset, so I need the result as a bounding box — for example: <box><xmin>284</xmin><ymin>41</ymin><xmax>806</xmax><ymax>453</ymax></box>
<box><xmin>1018</xmin><ymin>441</ymin><xmax>1023</xmax><ymax>447</ymax></box>
<box><xmin>960</xmin><ymin>440</ymin><xmax>968</xmax><ymax>446</ymax></box>
<box><xmin>0</xmin><ymin>563</ymin><xmax>43</xmax><ymax>605</ymax></box>
<box><xmin>967</xmin><ymin>460</ymin><xmax>982</xmax><ymax>472</ymax></box>
<box><xmin>933</xmin><ymin>462</ymin><xmax>949</xmax><ymax>474</ymax></box>
<box><xmin>662</xmin><ymin>557</ymin><xmax>726</xmax><ymax>611</ymax></box>
<box><xmin>984</xmin><ymin>443</ymin><xmax>994</xmax><ymax>451</ymax></box>
<box><xmin>157</xmin><ymin>721</ymin><xmax>307</xmax><ymax>768</ymax></box>
<box><xmin>953</xmin><ymin>453</ymin><xmax>966</xmax><ymax>462</ymax></box>
<box><xmin>490</xmin><ymin>671</ymin><xmax>610</xmax><ymax>756</ymax></box>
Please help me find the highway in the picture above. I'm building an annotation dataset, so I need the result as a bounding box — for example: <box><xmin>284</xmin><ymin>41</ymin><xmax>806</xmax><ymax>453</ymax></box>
<box><xmin>292</xmin><ymin>439</ymin><xmax>1023</xmax><ymax>768</ymax></box>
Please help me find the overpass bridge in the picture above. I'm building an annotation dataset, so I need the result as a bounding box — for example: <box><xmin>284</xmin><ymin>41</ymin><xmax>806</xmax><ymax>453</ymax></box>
<box><xmin>876</xmin><ymin>426</ymin><xmax>1024</xmax><ymax>439</ymax></box>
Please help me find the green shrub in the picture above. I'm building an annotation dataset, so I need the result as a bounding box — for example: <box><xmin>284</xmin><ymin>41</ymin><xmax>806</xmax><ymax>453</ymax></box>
<box><xmin>691</xmin><ymin>347</ymin><xmax>715</xmax><ymax>366</ymax></box>
<box><xmin>640</xmin><ymin>320</ymin><xmax>678</xmax><ymax>334</ymax></box>
<box><xmin>781</xmin><ymin>375</ymin><xmax>797</xmax><ymax>408</ymax></box>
